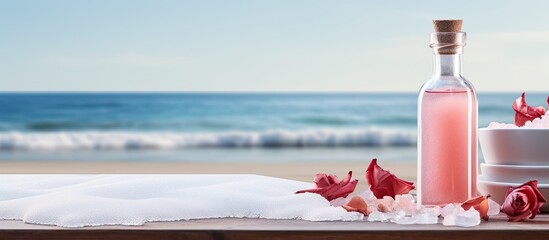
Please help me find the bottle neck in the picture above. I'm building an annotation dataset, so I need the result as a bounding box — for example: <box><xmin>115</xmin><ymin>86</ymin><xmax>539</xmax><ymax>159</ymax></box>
<box><xmin>433</xmin><ymin>53</ymin><xmax>463</xmax><ymax>77</ymax></box>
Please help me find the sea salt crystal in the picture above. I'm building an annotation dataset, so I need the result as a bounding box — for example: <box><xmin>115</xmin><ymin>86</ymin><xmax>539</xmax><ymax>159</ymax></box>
<box><xmin>440</xmin><ymin>203</ymin><xmax>459</xmax><ymax>217</ymax></box>
<box><xmin>523</xmin><ymin>114</ymin><xmax>549</xmax><ymax>128</ymax></box>
<box><xmin>394</xmin><ymin>216</ymin><xmax>416</xmax><ymax>224</ymax></box>
<box><xmin>413</xmin><ymin>212</ymin><xmax>439</xmax><ymax>224</ymax></box>
<box><xmin>454</xmin><ymin>208</ymin><xmax>481</xmax><ymax>227</ymax></box>
<box><xmin>487</xmin><ymin>198</ymin><xmax>501</xmax><ymax>216</ymax></box>
<box><xmin>357</xmin><ymin>189</ymin><xmax>376</xmax><ymax>201</ymax></box>
<box><xmin>394</xmin><ymin>194</ymin><xmax>417</xmax><ymax>215</ymax></box>
<box><xmin>441</xmin><ymin>204</ymin><xmax>481</xmax><ymax>227</ymax></box>
<box><xmin>368</xmin><ymin>194</ymin><xmax>439</xmax><ymax>225</ymax></box>
<box><xmin>489</xmin><ymin>113</ymin><xmax>549</xmax><ymax>129</ymax></box>
<box><xmin>376</xmin><ymin>196</ymin><xmax>395</xmax><ymax>212</ymax></box>
<box><xmin>367</xmin><ymin>211</ymin><xmax>388</xmax><ymax>222</ymax></box>
<box><xmin>303</xmin><ymin>207</ymin><xmax>364</xmax><ymax>221</ymax></box>
<box><xmin>487</xmin><ymin>122</ymin><xmax>518</xmax><ymax>129</ymax></box>
<box><xmin>330</xmin><ymin>196</ymin><xmax>352</xmax><ymax>207</ymax></box>
<box><xmin>385</xmin><ymin>210</ymin><xmax>406</xmax><ymax>222</ymax></box>
<box><xmin>442</xmin><ymin>214</ymin><xmax>457</xmax><ymax>226</ymax></box>
<box><xmin>394</xmin><ymin>212</ymin><xmax>438</xmax><ymax>225</ymax></box>
<box><xmin>420</xmin><ymin>206</ymin><xmax>441</xmax><ymax>217</ymax></box>
<box><xmin>367</xmin><ymin>203</ymin><xmax>379</xmax><ymax>214</ymax></box>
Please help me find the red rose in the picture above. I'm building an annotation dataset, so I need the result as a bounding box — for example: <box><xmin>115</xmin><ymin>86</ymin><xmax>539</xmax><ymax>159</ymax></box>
<box><xmin>501</xmin><ymin>180</ymin><xmax>547</xmax><ymax>222</ymax></box>
<box><xmin>512</xmin><ymin>92</ymin><xmax>546</xmax><ymax>127</ymax></box>
<box><xmin>365</xmin><ymin>158</ymin><xmax>415</xmax><ymax>199</ymax></box>
<box><xmin>342</xmin><ymin>195</ymin><xmax>369</xmax><ymax>215</ymax></box>
<box><xmin>295</xmin><ymin>171</ymin><xmax>358</xmax><ymax>201</ymax></box>
<box><xmin>461</xmin><ymin>195</ymin><xmax>490</xmax><ymax>221</ymax></box>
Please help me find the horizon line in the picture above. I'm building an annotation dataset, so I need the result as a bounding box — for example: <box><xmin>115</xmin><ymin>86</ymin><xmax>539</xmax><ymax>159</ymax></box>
<box><xmin>0</xmin><ymin>90</ymin><xmax>543</xmax><ymax>94</ymax></box>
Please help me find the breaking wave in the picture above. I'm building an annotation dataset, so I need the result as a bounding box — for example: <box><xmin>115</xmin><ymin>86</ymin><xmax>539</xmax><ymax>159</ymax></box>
<box><xmin>0</xmin><ymin>129</ymin><xmax>416</xmax><ymax>150</ymax></box>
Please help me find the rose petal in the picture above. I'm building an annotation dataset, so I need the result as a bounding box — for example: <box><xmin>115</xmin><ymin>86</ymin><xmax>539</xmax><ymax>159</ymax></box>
<box><xmin>366</xmin><ymin>158</ymin><xmax>415</xmax><ymax>199</ymax></box>
<box><xmin>333</xmin><ymin>179</ymin><xmax>359</xmax><ymax>200</ymax></box>
<box><xmin>507</xmin><ymin>210</ymin><xmax>532</xmax><ymax>222</ymax></box>
<box><xmin>296</xmin><ymin>171</ymin><xmax>358</xmax><ymax>201</ymax></box>
<box><xmin>314</xmin><ymin>173</ymin><xmax>338</xmax><ymax>188</ymax></box>
<box><xmin>390</xmin><ymin>176</ymin><xmax>415</xmax><ymax>197</ymax></box>
<box><xmin>461</xmin><ymin>195</ymin><xmax>490</xmax><ymax>221</ymax></box>
<box><xmin>501</xmin><ymin>180</ymin><xmax>547</xmax><ymax>221</ymax></box>
<box><xmin>529</xmin><ymin>182</ymin><xmax>547</xmax><ymax>219</ymax></box>
<box><xmin>513</xmin><ymin>93</ymin><xmax>546</xmax><ymax>127</ymax></box>
<box><xmin>342</xmin><ymin>195</ymin><xmax>369</xmax><ymax>215</ymax></box>
<box><xmin>501</xmin><ymin>193</ymin><xmax>516</xmax><ymax>218</ymax></box>
<box><xmin>322</xmin><ymin>179</ymin><xmax>359</xmax><ymax>200</ymax></box>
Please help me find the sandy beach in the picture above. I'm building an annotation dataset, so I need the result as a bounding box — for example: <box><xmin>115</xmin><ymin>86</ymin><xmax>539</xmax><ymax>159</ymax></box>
<box><xmin>0</xmin><ymin>161</ymin><xmax>416</xmax><ymax>191</ymax></box>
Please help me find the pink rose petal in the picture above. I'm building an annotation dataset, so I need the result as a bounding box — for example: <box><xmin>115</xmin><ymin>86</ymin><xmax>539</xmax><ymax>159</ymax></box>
<box><xmin>342</xmin><ymin>195</ymin><xmax>369</xmax><ymax>215</ymax></box>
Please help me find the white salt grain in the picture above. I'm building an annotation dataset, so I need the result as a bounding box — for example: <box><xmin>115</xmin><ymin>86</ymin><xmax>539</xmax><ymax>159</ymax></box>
<box><xmin>440</xmin><ymin>204</ymin><xmax>459</xmax><ymax>217</ymax></box>
<box><xmin>440</xmin><ymin>204</ymin><xmax>481</xmax><ymax>227</ymax></box>
<box><xmin>487</xmin><ymin>198</ymin><xmax>501</xmax><ymax>216</ymax></box>
<box><xmin>394</xmin><ymin>194</ymin><xmax>417</xmax><ymax>215</ymax></box>
<box><xmin>420</xmin><ymin>206</ymin><xmax>441</xmax><ymax>217</ymax></box>
<box><xmin>487</xmin><ymin>122</ymin><xmax>518</xmax><ymax>129</ymax></box>
<box><xmin>454</xmin><ymin>208</ymin><xmax>481</xmax><ymax>227</ymax></box>
<box><xmin>442</xmin><ymin>214</ymin><xmax>456</xmax><ymax>226</ymax></box>
<box><xmin>367</xmin><ymin>211</ymin><xmax>388</xmax><ymax>222</ymax></box>
<box><xmin>329</xmin><ymin>196</ymin><xmax>351</xmax><ymax>207</ymax></box>
<box><xmin>414</xmin><ymin>212</ymin><xmax>439</xmax><ymax>224</ymax></box>
<box><xmin>357</xmin><ymin>189</ymin><xmax>376</xmax><ymax>201</ymax></box>
<box><xmin>385</xmin><ymin>210</ymin><xmax>406</xmax><ymax>223</ymax></box>
<box><xmin>489</xmin><ymin>113</ymin><xmax>549</xmax><ymax>129</ymax></box>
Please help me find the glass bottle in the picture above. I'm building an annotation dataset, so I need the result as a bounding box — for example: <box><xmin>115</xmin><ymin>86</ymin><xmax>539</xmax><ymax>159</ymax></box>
<box><xmin>417</xmin><ymin>29</ymin><xmax>478</xmax><ymax>206</ymax></box>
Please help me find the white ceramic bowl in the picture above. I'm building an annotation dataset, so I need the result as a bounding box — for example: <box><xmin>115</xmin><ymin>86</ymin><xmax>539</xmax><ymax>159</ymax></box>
<box><xmin>479</xmin><ymin>128</ymin><xmax>549</xmax><ymax>165</ymax></box>
<box><xmin>480</xmin><ymin>163</ymin><xmax>549</xmax><ymax>184</ymax></box>
<box><xmin>478</xmin><ymin>176</ymin><xmax>549</xmax><ymax>212</ymax></box>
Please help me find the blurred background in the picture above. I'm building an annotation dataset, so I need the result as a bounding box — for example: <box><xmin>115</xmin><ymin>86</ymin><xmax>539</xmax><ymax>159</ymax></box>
<box><xmin>0</xmin><ymin>1</ymin><xmax>548</xmax><ymax>165</ymax></box>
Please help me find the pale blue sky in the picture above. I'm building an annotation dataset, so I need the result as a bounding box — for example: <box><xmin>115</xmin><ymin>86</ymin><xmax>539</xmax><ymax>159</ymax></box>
<box><xmin>1</xmin><ymin>0</ymin><xmax>549</xmax><ymax>92</ymax></box>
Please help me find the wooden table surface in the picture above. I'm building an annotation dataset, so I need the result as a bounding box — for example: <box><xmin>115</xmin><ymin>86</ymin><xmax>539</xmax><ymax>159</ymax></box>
<box><xmin>1</xmin><ymin>214</ymin><xmax>548</xmax><ymax>240</ymax></box>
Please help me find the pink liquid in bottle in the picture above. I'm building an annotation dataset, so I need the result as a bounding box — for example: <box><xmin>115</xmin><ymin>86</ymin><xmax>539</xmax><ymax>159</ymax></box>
<box><xmin>419</xmin><ymin>90</ymin><xmax>477</xmax><ymax>205</ymax></box>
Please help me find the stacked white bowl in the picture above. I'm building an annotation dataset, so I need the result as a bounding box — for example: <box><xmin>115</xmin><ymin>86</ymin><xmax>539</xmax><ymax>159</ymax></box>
<box><xmin>478</xmin><ymin>128</ymin><xmax>549</xmax><ymax>212</ymax></box>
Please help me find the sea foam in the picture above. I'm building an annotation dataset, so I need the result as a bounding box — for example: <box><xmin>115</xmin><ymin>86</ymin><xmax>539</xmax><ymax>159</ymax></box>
<box><xmin>0</xmin><ymin>174</ymin><xmax>363</xmax><ymax>227</ymax></box>
<box><xmin>0</xmin><ymin>129</ymin><xmax>416</xmax><ymax>150</ymax></box>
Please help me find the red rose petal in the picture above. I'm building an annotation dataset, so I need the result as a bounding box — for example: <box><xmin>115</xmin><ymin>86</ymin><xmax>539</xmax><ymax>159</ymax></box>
<box><xmin>507</xmin><ymin>210</ymin><xmax>533</xmax><ymax>222</ymax></box>
<box><xmin>366</xmin><ymin>158</ymin><xmax>415</xmax><ymax>199</ymax></box>
<box><xmin>295</xmin><ymin>171</ymin><xmax>358</xmax><ymax>201</ymax></box>
<box><xmin>512</xmin><ymin>93</ymin><xmax>546</xmax><ymax>127</ymax></box>
<box><xmin>314</xmin><ymin>173</ymin><xmax>338</xmax><ymax>188</ymax></box>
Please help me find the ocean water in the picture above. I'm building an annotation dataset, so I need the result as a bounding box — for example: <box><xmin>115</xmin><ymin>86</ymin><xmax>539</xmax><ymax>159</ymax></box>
<box><xmin>0</xmin><ymin>92</ymin><xmax>546</xmax><ymax>162</ymax></box>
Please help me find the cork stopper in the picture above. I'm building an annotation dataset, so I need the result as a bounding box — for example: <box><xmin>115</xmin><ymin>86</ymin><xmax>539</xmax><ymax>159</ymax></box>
<box><xmin>433</xmin><ymin>19</ymin><xmax>463</xmax><ymax>33</ymax></box>
<box><xmin>431</xmin><ymin>19</ymin><xmax>465</xmax><ymax>54</ymax></box>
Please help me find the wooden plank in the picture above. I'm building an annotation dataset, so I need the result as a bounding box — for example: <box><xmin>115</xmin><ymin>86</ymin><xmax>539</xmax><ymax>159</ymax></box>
<box><xmin>2</xmin><ymin>230</ymin><xmax>548</xmax><ymax>240</ymax></box>
<box><xmin>1</xmin><ymin>214</ymin><xmax>548</xmax><ymax>240</ymax></box>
